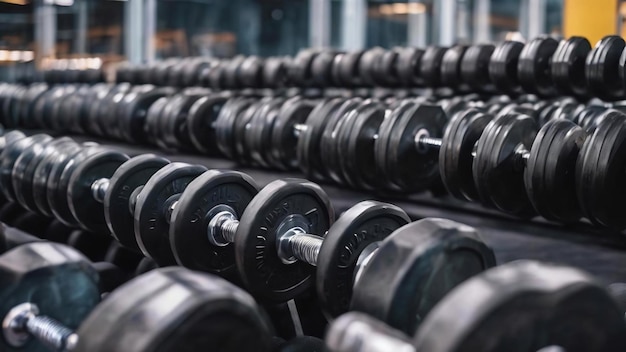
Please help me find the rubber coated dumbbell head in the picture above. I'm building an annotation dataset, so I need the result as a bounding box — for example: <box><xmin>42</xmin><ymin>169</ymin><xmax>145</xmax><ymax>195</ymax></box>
<box><xmin>0</xmin><ymin>242</ymin><xmax>100</xmax><ymax>352</ymax></box>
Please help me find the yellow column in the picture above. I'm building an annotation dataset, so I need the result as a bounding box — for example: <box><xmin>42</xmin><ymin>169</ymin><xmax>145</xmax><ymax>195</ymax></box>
<box><xmin>563</xmin><ymin>0</ymin><xmax>618</xmax><ymax>45</ymax></box>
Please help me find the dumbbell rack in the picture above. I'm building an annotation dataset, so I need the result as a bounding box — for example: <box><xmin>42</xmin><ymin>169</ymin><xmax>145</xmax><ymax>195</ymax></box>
<box><xmin>22</xmin><ymin>128</ymin><xmax>622</xmax><ymax>285</ymax></box>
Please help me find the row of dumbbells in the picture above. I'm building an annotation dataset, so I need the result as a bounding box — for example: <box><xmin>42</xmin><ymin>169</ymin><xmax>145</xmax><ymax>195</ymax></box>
<box><xmin>0</xmin><ymin>241</ymin><xmax>330</xmax><ymax>352</ymax></box>
<box><xmin>0</xmin><ymin>128</ymin><xmax>527</xmax><ymax>349</ymax></box>
<box><xmin>2</xmin><ymin>131</ymin><xmax>626</xmax><ymax>351</ymax></box>
<box><xmin>113</xmin><ymin>35</ymin><xmax>626</xmax><ymax>101</ymax></box>
<box><xmin>0</xmin><ymin>130</ymin><xmax>497</xmax><ymax>319</ymax></box>
<box><xmin>3</xmin><ymin>241</ymin><xmax>626</xmax><ymax>352</ymax></box>
<box><xmin>4</xmin><ymin>81</ymin><xmax>626</xmax><ymax>230</ymax></box>
<box><xmin>15</xmin><ymin>127</ymin><xmax>621</xmax><ymax>351</ymax></box>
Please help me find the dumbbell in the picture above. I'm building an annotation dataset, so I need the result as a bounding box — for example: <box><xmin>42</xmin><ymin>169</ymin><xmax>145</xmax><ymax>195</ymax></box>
<box><xmin>326</xmin><ymin>260</ymin><xmax>626</xmax><ymax>352</ymax></box>
<box><xmin>587</xmin><ymin>35</ymin><xmax>626</xmax><ymax>101</ymax></box>
<box><xmin>0</xmin><ymin>242</ymin><xmax>275</xmax><ymax>352</ymax></box>
<box><xmin>0</xmin><ymin>133</ymin><xmax>174</xmax><ymax>251</ymax></box>
<box><xmin>369</xmin><ymin>97</ymin><xmax>606</xmax><ymax>220</ymax></box>
<box><xmin>144</xmin><ymin>88</ymin><xmax>212</xmax><ymax>151</ymax></box>
<box><xmin>473</xmin><ymin>104</ymin><xmax>622</xmax><ymax>222</ymax></box>
<box><xmin>313</xmin><ymin>92</ymin><xmax>587</xmax><ymax>192</ymax></box>
<box><xmin>168</xmin><ymin>172</ymin><xmax>495</xmax><ymax>327</ymax></box>
<box><xmin>575</xmin><ymin>110</ymin><xmax>626</xmax><ymax>230</ymax></box>
<box><xmin>1</xmin><ymin>133</ymin><xmax>231</xmax><ymax>268</ymax></box>
<box><xmin>0</xmin><ymin>131</ymin><xmax>159</xmax><ymax>239</ymax></box>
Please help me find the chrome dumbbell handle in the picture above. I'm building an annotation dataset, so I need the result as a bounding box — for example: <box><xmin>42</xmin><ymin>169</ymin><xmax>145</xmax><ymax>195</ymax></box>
<box><xmin>3</xmin><ymin>303</ymin><xmax>78</xmax><ymax>352</ymax></box>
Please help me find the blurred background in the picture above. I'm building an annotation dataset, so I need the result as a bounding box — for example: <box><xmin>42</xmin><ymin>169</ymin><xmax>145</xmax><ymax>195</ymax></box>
<box><xmin>0</xmin><ymin>0</ymin><xmax>624</xmax><ymax>78</ymax></box>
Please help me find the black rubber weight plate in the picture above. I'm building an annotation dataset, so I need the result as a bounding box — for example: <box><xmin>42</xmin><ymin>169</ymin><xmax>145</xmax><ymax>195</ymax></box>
<box><xmin>105</xmin><ymin>154</ymin><xmax>170</xmax><ymax>252</ymax></box>
<box><xmin>235</xmin><ymin>179</ymin><xmax>334</xmax><ymax>302</ymax></box>
<box><xmin>524</xmin><ymin>119</ymin><xmax>586</xmax><ymax>223</ymax></box>
<box><xmin>134</xmin><ymin>163</ymin><xmax>207</xmax><ymax>265</ymax></box>
<box><xmin>316</xmin><ymin>201</ymin><xmax>410</xmax><ymax>319</ymax></box>
<box><xmin>170</xmin><ymin>170</ymin><xmax>259</xmax><ymax>279</ymax></box>
<box><xmin>473</xmin><ymin>113</ymin><xmax>537</xmax><ymax>216</ymax></box>
<box><xmin>575</xmin><ymin>111</ymin><xmax>626</xmax><ymax>229</ymax></box>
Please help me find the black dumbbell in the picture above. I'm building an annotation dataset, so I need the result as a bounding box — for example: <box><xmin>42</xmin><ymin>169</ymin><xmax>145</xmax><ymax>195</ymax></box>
<box><xmin>587</xmin><ymin>35</ymin><xmax>625</xmax><ymax>101</ymax></box>
<box><xmin>63</xmin><ymin>152</ymin><xmax>170</xmax><ymax>250</ymax></box>
<box><xmin>0</xmin><ymin>242</ymin><xmax>275</xmax><ymax>352</ymax></box>
<box><xmin>575</xmin><ymin>110</ymin><xmax>626</xmax><ymax>230</ymax></box>
<box><xmin>168</xmin><ymin>172</ymin><xmax>495</xmax><ymax>328</ymax></box>
<box><xmin>326</xmin><ymin>260</ymin><xmax>626</xmax><ymax>352</ymax></box>
<box><xmin>0</xmin><ymin>133</ymin><xmax>171</xmax><ymax>247</ymax></box>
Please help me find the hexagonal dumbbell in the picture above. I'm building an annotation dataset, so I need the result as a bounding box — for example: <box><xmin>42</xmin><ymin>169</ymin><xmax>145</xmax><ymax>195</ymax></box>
<box><xmin>326</xmin><ymin>260</ymin><xmax>626</xmax><ymax>352</ymax></box>
<box><xmin>0</xmin><ymin>242</ymin><xmax>275</xmax><ymax>352</ymax></box>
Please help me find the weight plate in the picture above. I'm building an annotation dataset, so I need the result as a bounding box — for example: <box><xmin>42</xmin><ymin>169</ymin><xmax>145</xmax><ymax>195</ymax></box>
<box><xmin>119</xmin><ymin>87</ymin><xmax>173</xmax><ymax>144</ymax></box>
<box><xmin>374</xmin><ymin>100</ymin><xmax>415</xmax><ymax>190</ymax></box>
<box><xmin>297</xmin><ymin>98</ymin><xmax>346</xmax><ymax>181</ymax></box>
<box><xmin>310</xmin><ymin>51</ymin><xmax>336</xmax><ymax>87</ymax></box>
<box><xmin>336</xmin><ymin>51</ymin><xmax>364</xmax><ymax>87</ymax></box>
<box><xmin>359</xmin><ymin>48</ymin><xmax>385</xmax><ymax>87</ymax></box>
<box><xmin>144</xmin><ymin>96</ymin><xmax>169</xmax><ymax>146</ymax></box>
<box><xmin>576</xmin><ymin>111</ymin><xmax>626</xmax><ymax>229</ymax></box>
<box><xmin>234</xmin><ymin>99</ymin><xmax>267</xmax><ymax>165</ymax></box>
<box><xmin>134</xmin><ymin>163</ymin><xmax>207</xmax><ymax>265</ymax></box>
<box><xmin>104</xmin><ymin>154</ymin><xmax>170</xmax><ymax>251</ymax></box>
<box><xmin>19</xmin><ymin>84</ymin><xmax>48</xmax><ymax>129</ymax></box>
<box><xmin>207</xmin><ymin>62</ymin><xmax>227</xmax><ymax>89</ymax></box>
<box><xmin>247</xmin><ymin>97</ymin><xmax>285</xmax><ymax>168</ymax></box>
<box><xmin>551</xmin><ymin>36</ymin><xmax>591</xmax><ymax>98</ymax></box>
<box><xmin>317</xmin><ymin>201</ymin><xmax>410</xmax><ymax>319</ymax></box>
<box><xmin>235</xmin><ymin>179</ymin><xmax>334</xmax><ymax>302</ymax></box>
<box><xmin>170</xmin><ymin>170</ymin><xmax>259</xmax><ymax>278</ymax></box>
<box><xmin>386</xmin><ymin>104</ymin><xmax>447</xmax><ymax>191</ymax></box>
<box><xmin>270</xmin><ymin>96</ymin><xmax>314</xmax><ymax>170</ymax></box>
<box><xmin>473</xmin><ymin>113</ymin><xmax>538</xmax><ymax>216</ymax></box>
<box><xmin>419</xmin><ymin>46</ymin><xmax>448</xmax><ymax>87</ymax></box>
<box><xmin>50</xmin><ymin>145</ymin><xmax>104</xmax><ymax>227</ymax></box>
<box><xmin>396</xmin><ymin>47</ymin><xmax>425</xmax><ymax>86</ymax></box>
<box><xmin>11</xmin><ymin>135</ymin><xmax>53</xmax><ymax>209</ymax></box>
<box><xmin>165</xmin><ymin>94</ymin><xmax>206</xmax><ymax>151</ymax></box>
<box><xmin>0</xmin><ymin>132</ymin><xmax>43</xmax><ymax>202</ymax></box>
<box><xmin>586</xmin><ymin>35</ymin><xmax>625</xmax><ymax>101</ymax></box>
<box><xmin>68</xmin><ymin>150</ymin><xmax>130</xmax><ymax>234</ymax></box>
<box><xmin>14</xmin><ymin>137</ymin><xmax>73</xmax><ymax>213</ymax></box>
<box><xmin>460</xmin><ymin>44</ymin><xmax>496</xmax><ymax>93</ymax></box>
<box><xmin>517</xmin><ymin>37</ymin><xmax>559</xmax><ymax>96</ymax></box>
<box><xmin>343</xmin><ymin>102</ymin><xmax>386</xmax><ymax>190</ymax></box>
<box><xmin>488</xmin><ymin>41</ymin><xmax>524</xmax><ymax>94</ymax></box>
<box><xmin>262</xmin><ymin>56</ymin><xmax>290</xmax><ymax>88</ymax></box>
<box><xmin>187</xmin><ymin>93</ymin><xmax>230</xmax><ymax>154</ymax></box>
<box><xmin>525</xmin><ymin>119</ymin><xmax>586</xmax><ymax>222</ymax></box>
<box><xmin>223</xmin><ymin>55</ymin><xmax>246</xmax><ymax>89</ymax></box>
<box><xmin>33</xmin><ymin>141</ymin><xmax>82</xmax><ymax>217</ymax></box>
<box><xmin>440</xmin><ymin>109</ymin><xmax>493</xmax><ymax>202</ymax></box>
<box><xmin>373</xmin><ymin>49</ymin><xmax>400</xmax><ymax>87</ymax></box>
<box><xmin>154</xmin><ymin>95</ymin><xmax>179</xmax><ymax>150</ymax></box>
<box><xmin>440</xmin><ymin>45</ymin><xmax>468</xmax><ymax>91</ymax></box>
<box><xmin>320</xmin><ymin>98</ymin><xmax>363</xmax><ymax>184</ymax></box>
<box><xmin>215</xmin><ymin>97</ymin><xmax>255</xmax><ymax>159</ymax></box>
<box><xmin>290</xmin><ymin>49</ymin><xmax>319</xmax><ymax>86</ymax></box>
